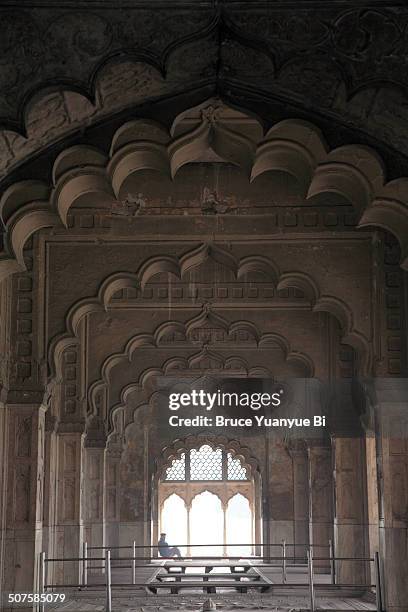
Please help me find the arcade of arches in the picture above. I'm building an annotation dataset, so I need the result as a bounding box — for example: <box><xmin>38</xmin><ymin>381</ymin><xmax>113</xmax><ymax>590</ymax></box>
<box><xmin>0</xmin><ymin>3</ymin><xmax>408</xmax><ymax>611</ymax></box>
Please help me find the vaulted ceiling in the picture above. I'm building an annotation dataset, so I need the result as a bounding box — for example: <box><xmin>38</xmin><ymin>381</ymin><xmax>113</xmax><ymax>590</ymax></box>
<box><xmin>2</xmin><ymin>0</ymin><xmax>408</xmax><ymax>193</ymax></box>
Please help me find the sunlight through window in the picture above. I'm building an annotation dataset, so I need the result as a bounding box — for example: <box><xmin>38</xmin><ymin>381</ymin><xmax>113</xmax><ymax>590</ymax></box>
<box><xmin>190</xmin><ymin>491</ymin><xmax>223</xmax><ymax>556</ymax></box>
<box><xmin>226</xmin><ymin>493</ymin><xmax>252</xmax><ymax>557</ymax></box>
<box><xmin>160</xmin><ymin>494</ymin><xmax>187</xmax><ymax>556</ymax></box>
<box><xmin>159</xmin><ymin>442</ymin><xmax>256</xmax><ymax>557</ymax></box>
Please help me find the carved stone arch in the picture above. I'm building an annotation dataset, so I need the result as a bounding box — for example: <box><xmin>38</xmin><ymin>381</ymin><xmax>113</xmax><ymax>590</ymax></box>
<box><xmin>50</xmin><ymin>248</ymin><xmax>367</xmax><ymax>383</ymax></box>
<box><xmin>105</xmin><ymin>353</ymin><xmax>269</xmax><ymax>425</ymax></box>
<box><xmin>224</xmin><ymin>489</ymin><xmax>253</xmax><ymax>507</ymax></box>
<box><xmin>159</xmin><ymin>490</ymin><xmax>188</xmax><ymax>510</ymax></box>
<box><xmin>106</xmin><ymin>359</ymin><xmax>280</xmax><ymax>441</ymax></box>
<box><xmin>2</xmin><ymin>7</ymin><xmax>408</xmax><ymax>149</ymax></box>
<box><xmin>154</xmin><ymin>431</ymin><xmax>262</xmax><ymax>553</ymax></box>
<box><xmin>156</xmin><ymin>433</ymin><xmax>261</xmax><ymax>484</ymax></box>
<box><xmin>4</xmin><ymin>101</ymin><xmax>408</xmax><ymax>283</ymax></box>
<box><xmin>89</xmin><ymin>326</ymin><xmax>314</xmax><ymax>426</ymax></box>
<box><xmin>180</xmin><ymin>243</ymin><xmax>238</xmax><ymax>279</ymax></box>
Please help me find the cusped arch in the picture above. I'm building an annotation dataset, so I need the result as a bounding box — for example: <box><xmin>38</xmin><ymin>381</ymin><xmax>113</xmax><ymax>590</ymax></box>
<box><xmin>180</xmin><ymin>243</ymin><xmax>238</xmax><ymax>278</ymax></box>
<box><xmin>49</xmin><ymin>249</ymin><xmax>370</xmax><ymax>384</ymax></box>
<box><xmin>92</xmin><ymin>321</ymin><xmax>315</xmax><ymax>415</ymax></box>
<box><xmin>49</xmin><ymin>245</ymin><xmax>281</xmax><ymax>369</ymax></box>
<box><xmin>102</xmin><ymin>360</ymin><xmax>279</xmax><ymax>437</ymax></box>
<box><xmin>2</xmin><ymin>102</ymin><xmax>408</xmax><ymax>278</ymax></box>
<box><xmin>156</xmin><ymin>433</ymin><xmax>261</xmax><ymax>483</ymax></box>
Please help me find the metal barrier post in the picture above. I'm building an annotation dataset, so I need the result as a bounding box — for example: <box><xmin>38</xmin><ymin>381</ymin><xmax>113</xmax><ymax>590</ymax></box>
<box><xmin>39</xmin><ymin>551</ymin><xmax>46</xmax><ymax>612</ymax></box>
<box><xmin>329</xmin><ymin>539</ymin><xmax>335</xmax><ymax>585</ymax></box>
<box><xmin>105</xmin><ymin>550</ymin><xmax>112</xmax><ymax>612</ymax></box>
<box><xmin>374</xmin><ymin>551</ymin><xmax>383</xmax><ymax>612</ymax></box>
<box><xmin>307</xmin><ymin>549</ymin><xmax>315</xmax><ymax>612</ymax></box>
<box><xmin>82</xmin><ymin>541</ymin><xmax>88</xmax><ymax>587</ymax></box>
<box><xmin>282</xmin><ymin>540</ymin><xmax>286</xmax><ymax>584</ymax></box>
<box><xmin>132</xmin><ymin>541</ymin><xmax>136</xmax><ymax>585</ymax></box>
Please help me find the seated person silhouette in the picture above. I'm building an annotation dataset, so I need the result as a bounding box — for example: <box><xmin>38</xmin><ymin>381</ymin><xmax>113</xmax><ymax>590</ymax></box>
<box><xmin>158</xmin><ymin>532</ymin><xmax>182</xmax><ymax>558</ymax></box>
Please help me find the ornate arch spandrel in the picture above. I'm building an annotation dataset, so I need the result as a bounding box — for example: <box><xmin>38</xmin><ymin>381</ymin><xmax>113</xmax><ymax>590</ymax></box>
<box><xmin>2</xmin><ymin>102</ymin><xmax>408</xmax><ymax>286</ymax></box>
<box><xmin>49</xmin><ymin>248</ymin><xmax>365</xmax><ymax>388</ymax></box>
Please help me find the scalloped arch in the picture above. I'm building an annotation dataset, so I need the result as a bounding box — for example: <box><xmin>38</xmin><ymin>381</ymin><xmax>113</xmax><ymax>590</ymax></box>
<box><xmin>50</xmin><ymin>247</ymin><xmax>370</xmax><ymax>385</ymax></box>
<box><xmin>1</xmin><ymin>7</ymin><xmax>408</xmax><ymax>141</ymax></box>
<box><xmin>52</xmin><ymin>243</ymin><xmax>276</xmax><ymax>344</ymax></box>
<box><xmin>2</xmin><ymin>103</ymin><xmax>408</xmax><ymax>275</ymax></box>
<box><xmin>155</xmin><ymin>433</ymin><xmax>261</xmax><ymax>483</ymax></box>
<box><xmin>91</xmin><ymin>329</ymin><xmax>314</xmax><ymax>425</ymax></box>
<box><xmin>104</xmin><ymin>361</ymin><xmax>278</xmax><ymax>434</ymax></box>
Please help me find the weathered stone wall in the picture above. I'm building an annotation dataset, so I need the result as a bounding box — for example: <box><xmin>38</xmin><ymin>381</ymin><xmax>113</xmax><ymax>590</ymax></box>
<box><xmin>3</xmin><ymin>3</ymin><xmax>408</xmax><ymax>185</ymax></box>
<box><xmin>0</xmin><ymin>95</ymin><xmax>407</xmax><ymax>610</ymax></box>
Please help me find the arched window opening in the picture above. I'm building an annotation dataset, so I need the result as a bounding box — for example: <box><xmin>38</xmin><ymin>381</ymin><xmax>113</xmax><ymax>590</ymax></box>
<box><xmin>226</xmin><ymin>494</ymin><xmax>252</xmax><ymax>557</ymax></box>
<box><xmin>190</xmin><ymin>491</ymin><xmax>223</xmax><ymax>556</ymax></box>
<box><xmin>160</xmin><ymin>494</ymin><xmax>187</xmax><ymax>556</ymax></box>
<box><xmin>158</xmin><ymin>442</ymin><xmax>258</xmax><ymax>557</ymax></box>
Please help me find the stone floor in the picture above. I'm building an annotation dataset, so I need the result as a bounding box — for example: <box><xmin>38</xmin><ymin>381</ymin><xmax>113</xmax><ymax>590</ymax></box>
<box><xmin>45</xmin><ymin>563</ymin><xmax>376</xmax><ymax>611</ymax></box>
<box><xmin>52</xmin><ymin>591</ymin><xmax>376</xmax><ymax>611</ymax></box>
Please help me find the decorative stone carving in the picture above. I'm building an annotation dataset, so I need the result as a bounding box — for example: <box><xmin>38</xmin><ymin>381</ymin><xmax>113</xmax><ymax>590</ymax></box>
<box><xmin>0</xmin><ymin>6</ymin><xmax>408</xmax><ymax>135</ymax></box>
<box><xmin>15</xmin><ymin>415</ymin><xmax>31</xmax><ymax>458</ymax></box>
<box><xmin>59</xmin><ymin>344</ymin><xmax>82</xmax><ymax>421</ymax></box>
<box><xmin>2</xmin><ymin>104</ymin><xmax>408</xmax><ymax>290</ymax></box>
<box><xmin>14</xmin><ymin>464</ymin><xmax>30</xmax><ymax>523</ymax></box>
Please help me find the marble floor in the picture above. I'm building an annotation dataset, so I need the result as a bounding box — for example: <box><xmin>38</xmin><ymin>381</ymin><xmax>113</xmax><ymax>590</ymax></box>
<box><xmin>55</xmin><ymin>591</ymin><xmax>377</xmax><ymax>612</ymax></box>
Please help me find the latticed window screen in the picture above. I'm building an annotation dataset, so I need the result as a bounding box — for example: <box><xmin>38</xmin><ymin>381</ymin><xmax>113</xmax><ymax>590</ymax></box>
<box><xmin>190</xmin><ymin>445</ymin><xmax>223</xmax><ymax>480</ymax></box>
<box><xmin>164</xmin><ymin>445</ymin><xmax>250</xmax><ymax>481</ymax></box>
<box><xmin>165</xmin><ymin>453</ymin><xmax>186</xmax><ymax>480</ymax></box>
<box><xmin>227</xmin><ymin>453</ymin><xmax>248</xmax><ymax>480</ymax></box>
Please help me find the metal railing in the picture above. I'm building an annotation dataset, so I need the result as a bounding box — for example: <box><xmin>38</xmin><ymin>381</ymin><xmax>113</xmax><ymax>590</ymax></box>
<box><xmin>83</xmin><ymin>541</ymin><xmax>334</xmax><ymax>583</ymax></box>
<box><xmin>39</xmin><ymin>542</ymin><xmax>384</xmax><ymax>612</ymax></box>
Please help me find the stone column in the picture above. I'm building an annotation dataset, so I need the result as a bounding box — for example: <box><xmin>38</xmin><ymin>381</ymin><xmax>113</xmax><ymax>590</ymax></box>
<box><xmin>378</xmin><ymin>436</ymin><xmax>408</xmax><ymax>612</ymax></box>
<box><xmin>186</xmin><ymin>502</ymin><xmax>191</xmax><ymax>557</ymax></box>
<box><xmin>3</xmin><ymin>403</ymin><xmax>46</xmax><ymax>609</ymax></box>
<box><xmin>54</xmin><ymin>430</ymin><xmax>84</xmax><ymax>586</ymax></box>
<box><xmin>291</xmin><ymin>447</ymin><xmax>309</xmax><ymax>563</ymax></box>
<box><xmin>105</xmin><ymin>450</ymin><xmax>121</xmax><ymax>551</ymax></box>
<box><xmin>374</xmin><ymin>379</ymin><xmax>408</xmax><ymax>612</ymax></box>
<box><xmin>333</xmin><ymin>436</ymin><xmax>369</xmax><ymax>585</ymax></box>
<box><xmin>42</xmin><ymin>414</ymin><xmax>58</xmax><ymax>589</ymax></box>
<box><xmin>83</xmin><ymin>445</ymin><xmax>106</xmax><ymax>574</ymax></box>
<box><xmin>364</xmin><ymin>433</ymin><xmax>380</xmax><ymax>588</ymax></box>
<box><xmin>308</xmin><ymin>443</ymin><xmax>333</xmax><ymax>573</ymax></box>
<box><xmin>0</xmin><ymin>400</ymin><xmax>8</xmax><ymax>605</ymax></box>
<box><xmin>222</xmin><ymin>501</ymin><xmax>227</xmax><ymax>557</ymax></box>
<box><xmin>267</xmin><ymin>439</ymin><xmax>294</xmax><ymax>549</ymax></box>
